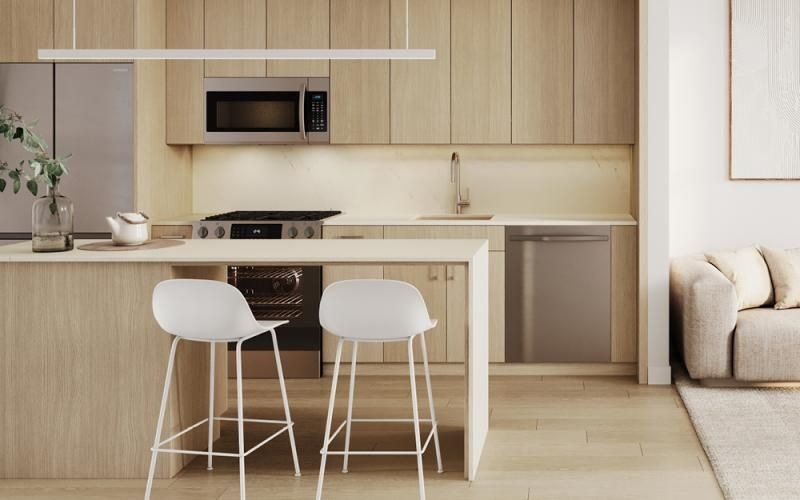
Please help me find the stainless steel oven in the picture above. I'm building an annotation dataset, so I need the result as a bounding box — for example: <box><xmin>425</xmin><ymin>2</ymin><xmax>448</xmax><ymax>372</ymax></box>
<box><xmin>193</xmin><ymin>211</ymin><xmax>341</xmax><ymax>378</ymax></box>
<box><xmin>204</xmin><ymin>77</ymin><xmax>329</xmax><ymax>144</ymax></box>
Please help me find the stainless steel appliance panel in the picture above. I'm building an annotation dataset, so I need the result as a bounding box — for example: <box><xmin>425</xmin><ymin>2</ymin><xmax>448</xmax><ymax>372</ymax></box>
<box><xmin>0</xmin><ymin>64</ymin><xmax>54</xmax><ymax>235</ymax></box>
<box><xmin>204</xmin><ymin>77</ymin><xmax>329</xmax><ymax>144</ymax></box>
<box><xmin>55</xmin><ymin>63</ymin><xmax>134</xmax><ymax>235</ymax></box>
<box><xmin>505</xmin><ymin>226</ymin><xmax>612</xmax><ymax>363</ymax></box>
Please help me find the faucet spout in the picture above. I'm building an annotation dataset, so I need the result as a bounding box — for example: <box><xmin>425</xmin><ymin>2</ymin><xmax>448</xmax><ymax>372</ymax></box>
<box><xmin>450</xmin><ymin>152</ymin><xmax>470</xmax><ymax>215</ymax></box>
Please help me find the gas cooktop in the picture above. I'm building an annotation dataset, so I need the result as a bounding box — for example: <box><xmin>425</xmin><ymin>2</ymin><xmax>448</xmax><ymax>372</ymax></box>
<box><xmin>194</xmin><ymin>211</ymin><xmax>342</xmax><ymax>239</ymax></box>
<box><xmin>203</xmin><ymin>211</ymin><xmax>342</xmax><ymax>222</ymax></box>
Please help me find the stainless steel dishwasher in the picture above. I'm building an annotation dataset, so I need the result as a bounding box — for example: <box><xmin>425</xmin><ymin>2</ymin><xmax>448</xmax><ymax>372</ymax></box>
<box><xmin>505</xmin><ymin>226</ymin><xmax>611</xmax><ymax>363</ymax></box>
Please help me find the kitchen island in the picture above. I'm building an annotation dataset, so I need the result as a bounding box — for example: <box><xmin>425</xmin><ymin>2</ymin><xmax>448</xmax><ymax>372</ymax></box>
<box><xmin>0</xmin><ymin>239</ymin><xmax>488</xmax><ymax>481</ymax></box>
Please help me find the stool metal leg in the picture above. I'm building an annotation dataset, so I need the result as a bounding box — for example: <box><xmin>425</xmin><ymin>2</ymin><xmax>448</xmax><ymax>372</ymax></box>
<box><xmin>420</xmin><ymin>333</ymin><xmax>443</xmax><ymax>473</ymax></box>
<box><xmin>408</xmin><ymin>336</ymin><xmax>426</xmax><ymax>500</ymax></box>
<box><xmin>271</xmin><ymin>329</ymin><xmax>301</xmax><ymax>477</ymax></box>
<box><xmin>342</xmin><ymin>341</ymin><xmax>359</xmax><ymax>473</ymax></box>
<box><xmin>144</xmin><ymin>336</ymin><xmax>180</xmax><ymax>500</ymax></box>
<box><xmin>207</xmin><ymin>341</ymin><xmax>215</xmax><ymax>471</ymax></box>
<box><xmin>235</xmin><ymin>340</ymin><xmax>247</xmax><ymax>500</ymax></box>
<box><xmin>316</xmin><ymin>338</ymin><xmax>344</xmax><ymax>500</ymax></box>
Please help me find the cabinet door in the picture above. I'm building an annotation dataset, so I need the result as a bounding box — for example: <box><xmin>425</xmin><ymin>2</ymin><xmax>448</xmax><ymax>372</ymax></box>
<box><xmin>267</xmin><ymin>0</ymin><xmax>329</xmax><ymax>77</ymax></box>
<box><xmin>574</xmin><ymin>0</ymin><xmax>635</xmax><ymax>144</ymax></box>
<box><xmin>512</xmin><ymin>0</ymin><xmax>573</xmax><ymax>144</ymax></box>
<box><xmin>446</xmin><ymin>254</ymin><xmax>505</xmax><ymax>363</ymax></box>
<box><xmin>451</xmin><ymin>0</ymin><xmax>511</xmax><ymax>144</ymax></box>
<box><xmin>0</xmin><ymin>0</ymin><xmax>53</xmax><ymax>62</ymax></box>
<box><xmin>611</xmin><ymin>225</ymin><xmax>637</xmax><ymax>362</ymax></box>
<box><xmin>166</xmin><ymin>0</ymin><xmax>205</xmax><ymax>145</ymax></box>
<box><xmin>204</xmin><ymin>0</ymin><xmax>267</xmax><ymax>77</ymax></box>
<box><xmin>390</xmin><ymin>0</ymin><xmax>450</xmax><ymax>144</ymax></box>
<box><xmin>54</xmin><ymin>0</ymin><xmax>134</xmax><ymax>50</ymax></box>
<box><xmin>330</xmin><ymin>0</ymin><xmax>391</xmax><ymax>144</ymax></box>
<box><xmin>383</xmin><ymin>265</ymin><xmax>447</xmax><ymax>363</ymax></box>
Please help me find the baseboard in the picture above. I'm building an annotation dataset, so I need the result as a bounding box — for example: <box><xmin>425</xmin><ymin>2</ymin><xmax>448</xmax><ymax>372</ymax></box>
<box><xmin>322</xmin><ymin>362</ymin><xmax>638</xmax><ymax>377</ymax></box>
<box><xmin>700</xmin><ymin>378</ymin><xmax>800</xmax><ymax>388</ymax></box>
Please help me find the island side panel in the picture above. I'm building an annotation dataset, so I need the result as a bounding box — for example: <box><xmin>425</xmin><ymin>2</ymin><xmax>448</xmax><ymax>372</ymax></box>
<box><xmin>0</xmin><ymin>262</ymin><xmax>214</xmax><ymax>479</ymax></box>
<box><xmin>466</xmin><ymin>245</ymin><xmax>490</xmax><ymax>480</ymax></box>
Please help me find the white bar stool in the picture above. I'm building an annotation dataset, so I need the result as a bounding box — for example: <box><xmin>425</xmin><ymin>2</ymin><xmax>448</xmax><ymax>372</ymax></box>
<box><xmin>145</xmin><ymin>279</ymin><xmax>301</xmax><ymax>500</ymax></box>
<box><xmin>315</xmin><ymin>279</ymin><xmax>443</xmax><ymax>500</ymax></box>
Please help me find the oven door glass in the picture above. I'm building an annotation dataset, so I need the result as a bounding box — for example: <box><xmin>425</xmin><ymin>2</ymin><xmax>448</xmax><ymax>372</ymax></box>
<box><xmin>207</xmin><ymin>91</ymin><xmax>300</xmax><ymax>133</ymax></box>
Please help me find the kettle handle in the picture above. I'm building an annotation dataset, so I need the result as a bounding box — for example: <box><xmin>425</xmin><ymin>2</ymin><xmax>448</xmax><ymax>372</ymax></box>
<box><xmin>117</xmin><ymin>212</ymin><xmax>150</xmax><ymax>225</ymax></box>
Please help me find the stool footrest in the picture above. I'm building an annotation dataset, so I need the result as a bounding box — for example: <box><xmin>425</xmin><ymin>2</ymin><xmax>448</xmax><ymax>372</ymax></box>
<box><xmin>153</xmin><ymin>417</ymin><xmax>294</xmax><ymax>458</ymax></box>
<box><xmin>321</xmin><ymin>418</ymin><xmax>438</xmax><ymax>457</ymax></box>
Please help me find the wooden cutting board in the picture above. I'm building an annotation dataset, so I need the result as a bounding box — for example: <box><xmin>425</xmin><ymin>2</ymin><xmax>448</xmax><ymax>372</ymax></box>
<box><xmin>77</xmin><ymin>239</ymin><xmax>186</xmax><ymax>251</ymax></box>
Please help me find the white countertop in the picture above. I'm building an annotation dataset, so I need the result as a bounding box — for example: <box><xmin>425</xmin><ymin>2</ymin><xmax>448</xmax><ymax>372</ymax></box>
<box><xmin>323</xmin><ymin>213</ymin><xmax>637</xmax><ymax>226</ymax></box>
<box><xmin>0</xmin><ymin>239</ymin><xmax>488</xmax><ymax>264</ymax></box>
<box><xmin>153</xmin><ymin>213</ymin><xmax>637</xmax><ymax>227</ymax></box>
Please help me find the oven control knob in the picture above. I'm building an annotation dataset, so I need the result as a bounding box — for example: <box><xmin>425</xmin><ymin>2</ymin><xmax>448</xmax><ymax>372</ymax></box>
<box><xmin>215</xmin><ymin>226</ymin><xmax>226</xmax><ymax>238</ymax></box>
<box><xmin>197</xmin><ymin>226</ymin><xmax>209</xmax><ymax>238</ymax></box>
<box><xmin>304</xmin><ymin>226</ymin><xmax>315</xmax><ymax>239</ymax></box>
<box><xmin>287</xmin><ymin>226</ymin><xmax>299</xmax><ymax>238</ymax></box>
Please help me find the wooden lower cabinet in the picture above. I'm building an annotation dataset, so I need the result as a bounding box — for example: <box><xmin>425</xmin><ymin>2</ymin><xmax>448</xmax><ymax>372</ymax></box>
<box><xmin>611</xmin><ymin>225</ymin><xmax>637</xmax><ymax>362</ymax></box>
<box><xmin>382</xmin><ymin>265</ymin><xmax>448</xmax><ymax>363</ymax></box>
<box><xmin>150</xmin><ymin>224</ymin><xmax>193</xmax><ymax>240</ymax></box>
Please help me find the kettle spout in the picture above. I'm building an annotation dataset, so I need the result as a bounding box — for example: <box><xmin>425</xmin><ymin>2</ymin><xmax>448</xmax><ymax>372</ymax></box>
<box><xmin>106</xmin><ymin>216</ymin><xmax>120</xmax><ymax>235</ymax></box>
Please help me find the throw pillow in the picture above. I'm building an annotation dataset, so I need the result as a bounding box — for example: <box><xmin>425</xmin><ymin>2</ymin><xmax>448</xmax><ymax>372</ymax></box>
<box><xmin>761</xmin><ymin>247</ymin><xmax>800</xmax><ymax>310</ymax></box>
<box><xmin>705</xmin><ymin>247</ymin><xmax>774</xmax><ymax>310</ymax></box>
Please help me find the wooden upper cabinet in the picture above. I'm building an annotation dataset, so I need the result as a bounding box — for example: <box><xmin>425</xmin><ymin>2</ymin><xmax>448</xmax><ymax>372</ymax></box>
<box><xmin>512</xmin><ymin>0</ymin><xmax>573</xmax><ymax>144</ymax></box>
<box><xmin>451</xmin><ymin>0</ymin><xmax>511</xmax><ymax>144</ymax></box>
<box><xmin>267</xmin><ymin>0</ymin><xmax>329</xmax><ymax>77</ymax></box>
<box><xmin>54</xmin><ymin>0</ymin><xmax>134</xmax><ymax>49</ymax></box>
<box><xmin>330</xmin><ymin>0</ymin><xmax>391</xmax><ymax>144</ymax></box>
<box><xmin>204</xmin><ymin>0</ymin><xmax>267</xmax><ymax>77</ymax></box>
<box><xmin>389</xmin><ymin>0</ymin><xmax>450</xmax><ymax>144</ymax></box>
<box><xmin>166</xmin><ymin>0</ymin><xmax>205</xmax><ymax>145</ymax></box>
<box><xmin>574</xmin><ymin>0</ymin><xmax>636</xmax><ymax>144</ymax></box>
<box><xmin>0</xmin><ymin>0</ymin><xmax>53</xmax><ymax>62</ymax></box>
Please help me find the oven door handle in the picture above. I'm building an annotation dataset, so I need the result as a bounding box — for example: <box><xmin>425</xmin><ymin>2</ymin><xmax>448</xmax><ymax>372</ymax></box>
<box><xmin>299</xmin><ymin>83</ymin><xmax>307</xmax><ymax>141</ymax></box>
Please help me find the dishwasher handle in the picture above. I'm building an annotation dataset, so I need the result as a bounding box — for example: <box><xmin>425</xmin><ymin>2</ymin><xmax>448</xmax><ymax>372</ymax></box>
<box><xmin>509</xmin><ymin>235</ymin><xmax>609</xmax><ymax>243</ymax></box>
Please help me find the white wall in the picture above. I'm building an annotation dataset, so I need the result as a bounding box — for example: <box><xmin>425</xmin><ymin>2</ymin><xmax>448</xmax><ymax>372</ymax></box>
<box><xmin>669</xmin><ymin>0</ymin><xmax>800</xmax><ymax>257</ymax></box>
<box><xmin>192</xmin><ymin>145</ymin><xmax>633</xmax><ymax>216</ymax></box>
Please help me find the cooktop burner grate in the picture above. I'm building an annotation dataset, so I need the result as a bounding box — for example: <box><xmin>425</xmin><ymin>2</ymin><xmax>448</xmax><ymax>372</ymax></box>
<box><xmin>203</xmin><ymin>211</ymin><xmax>342</xmax><ymax>222</ymax></box>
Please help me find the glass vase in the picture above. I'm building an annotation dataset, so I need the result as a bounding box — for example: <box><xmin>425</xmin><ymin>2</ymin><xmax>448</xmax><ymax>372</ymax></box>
<box><xmin>32</xmin><ymin>184</ymin><xmax>74</xmax><ymax>252</ymax></box>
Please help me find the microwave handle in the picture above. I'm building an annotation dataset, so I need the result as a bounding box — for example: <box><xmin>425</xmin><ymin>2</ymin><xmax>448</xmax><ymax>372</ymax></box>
<box><xmin>299</xmin><ymin>83</ymin><xmax>307</xmax><ymax>140</ymax></box>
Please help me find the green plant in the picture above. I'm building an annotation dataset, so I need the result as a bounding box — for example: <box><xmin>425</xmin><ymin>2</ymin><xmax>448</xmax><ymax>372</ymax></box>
<box><xmin>0</xmin><ymin>105</ymin><xmax>70</xmax><ymax>196</ymax></box>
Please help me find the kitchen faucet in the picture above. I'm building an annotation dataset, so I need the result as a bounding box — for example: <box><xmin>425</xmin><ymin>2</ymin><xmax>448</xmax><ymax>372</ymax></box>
<box><xmin>451</xmin><ymin>152</ymin><xmax>471</xmax><ymax>214</ymax></box>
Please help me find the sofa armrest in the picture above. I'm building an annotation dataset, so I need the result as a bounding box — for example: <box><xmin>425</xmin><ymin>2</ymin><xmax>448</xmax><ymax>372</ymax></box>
<box><xmin>670</xmin><ymin>257</ymin><xmax>738</xmax><ymax>379</ymax></box>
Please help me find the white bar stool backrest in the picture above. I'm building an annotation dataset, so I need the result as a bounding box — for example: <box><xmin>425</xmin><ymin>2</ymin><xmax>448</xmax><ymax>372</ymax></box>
<box><xmin>319</xmin><ymin>279</ymin><xmax>436</xmax><ymax>341</ymax></box>
<box><xmin>152</xmin><ymin>279</ymin><xmax>260</xmax><ymax>340</ymax></box>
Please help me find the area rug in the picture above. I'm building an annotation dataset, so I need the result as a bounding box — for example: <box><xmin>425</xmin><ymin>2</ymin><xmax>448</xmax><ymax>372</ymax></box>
<box><xmin>675</xmin><ymin>371</ymin><xmax>800</xmax><ymax>500</ymax></box>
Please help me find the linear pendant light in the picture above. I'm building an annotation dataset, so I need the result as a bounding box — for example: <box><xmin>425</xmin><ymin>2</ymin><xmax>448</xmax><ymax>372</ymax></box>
<box><xmin>38</xmin><ymin>0</ymin><xmax>435</xmax><ymax>61</ymax></box>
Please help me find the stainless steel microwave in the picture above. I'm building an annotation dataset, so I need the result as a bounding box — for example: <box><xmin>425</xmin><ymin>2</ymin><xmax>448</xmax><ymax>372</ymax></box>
<box><xmin>204</xmin><ymin>77</ymin><xmax>329</xmax><ymax>144</ymax></box>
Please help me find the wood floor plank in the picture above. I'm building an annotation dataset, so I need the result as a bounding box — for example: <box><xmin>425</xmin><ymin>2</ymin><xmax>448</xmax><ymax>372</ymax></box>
<box><xmin>0</xmin><ymin>375</ymin><xmax>720</xmax><ymax>500</ymax></box>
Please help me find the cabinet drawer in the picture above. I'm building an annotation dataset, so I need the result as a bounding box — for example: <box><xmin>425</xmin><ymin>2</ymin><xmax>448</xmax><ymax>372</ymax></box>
<box><xmin>322</xmin><ymin>226</ymin><xmax>384</xmax><ymax>239</ymax></box>
<box><xmin>151</xmin><ymin>225</ymin><xmax>193</xmax><ymax>240</ymax></box>
<box><xmin>384</xmin><ymin>225</ymin><xmax>504</xmax><ymax>251</ymax></box>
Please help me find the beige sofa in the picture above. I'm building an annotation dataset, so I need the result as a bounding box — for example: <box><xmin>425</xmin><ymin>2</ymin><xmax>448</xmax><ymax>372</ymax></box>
<box><xmin>671</xmin><ymin>255</ymin><xmax>800</xmax><ymax>382</ymax></box>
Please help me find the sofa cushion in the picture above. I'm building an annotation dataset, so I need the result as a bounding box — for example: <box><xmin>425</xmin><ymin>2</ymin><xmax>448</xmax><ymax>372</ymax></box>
<box><xmin>706</xmin><ymin>247</ymin><xmax>774</xmax><ymax>310</ymax></box>
<box><xmin>761</xmin><ymin>247</ymin><xmax>800</xmax><ymax>309</ymax></box>
<box><xmin>734</xmin><ymin>308</ymin><xmax>800</xmax><ymax>381</ymax></box>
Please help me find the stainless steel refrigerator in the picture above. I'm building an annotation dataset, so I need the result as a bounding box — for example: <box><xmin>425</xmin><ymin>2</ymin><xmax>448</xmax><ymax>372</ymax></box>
<box><xmin>0</xmin><ymin>63</ymin><xmax>133</xmax><ymax>245</ymax></box>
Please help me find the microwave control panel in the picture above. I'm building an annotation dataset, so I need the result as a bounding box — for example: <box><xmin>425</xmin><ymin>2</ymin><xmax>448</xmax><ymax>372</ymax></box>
<box><xmin>307</xmin><ymin>92</ymin><xmax>328</xmax><ymax>132</ymax></box>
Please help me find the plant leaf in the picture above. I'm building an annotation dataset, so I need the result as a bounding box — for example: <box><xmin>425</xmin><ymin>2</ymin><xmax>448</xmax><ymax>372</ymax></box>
<box><xmin>12</xmin><ymin>176</ymin><xmax>20</xmax><ymax>194</ymax></box>
<box><xmin>12</xmin><ymin>127</ymin><xmax>23</xmax><ymax>140</ymax></box>
<box><xmin>26</xmin><ymin>179</ymin><xmax>38</xmax><ymax>196</ymax></box>
<box><xmin>0</xmin><ymin>178</ymin><xmax>5</xmax><ymax>192</ymax></box>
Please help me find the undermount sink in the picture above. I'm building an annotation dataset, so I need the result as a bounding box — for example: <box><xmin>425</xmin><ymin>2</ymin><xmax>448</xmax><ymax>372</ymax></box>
<box><xmin>416</xmin><ymin>214</ymin><xmax>495</xmax><ymax>221</ymax></box>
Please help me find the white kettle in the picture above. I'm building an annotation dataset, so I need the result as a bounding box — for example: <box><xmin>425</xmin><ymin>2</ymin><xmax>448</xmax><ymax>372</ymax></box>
<box><xmin>106</xmin><ymin>212</ymin><xmax>150</xmax><ymax>246</ymax></box>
